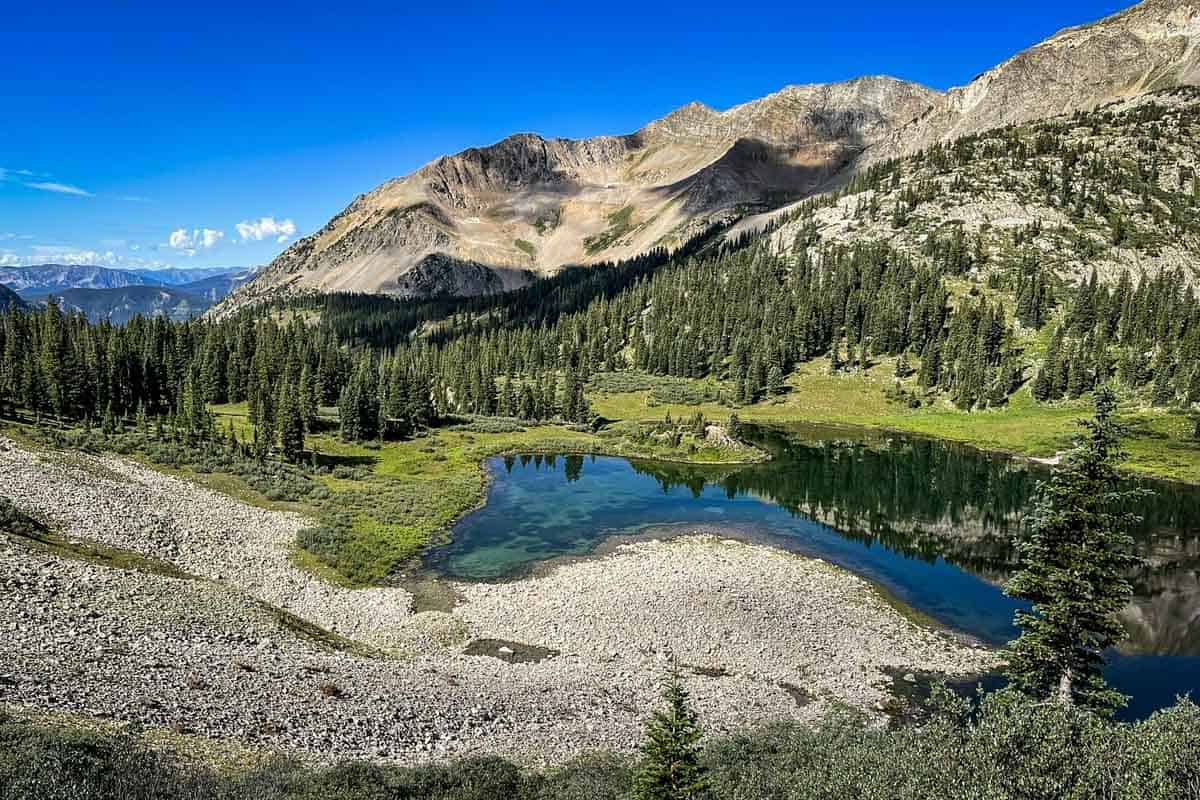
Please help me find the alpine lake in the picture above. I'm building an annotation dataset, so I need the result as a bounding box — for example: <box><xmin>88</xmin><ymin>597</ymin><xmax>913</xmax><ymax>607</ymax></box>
<box><xmin>423</xmin><ymin>424</ymin><xmax>1200</xmax><ymax>720</ymax></box>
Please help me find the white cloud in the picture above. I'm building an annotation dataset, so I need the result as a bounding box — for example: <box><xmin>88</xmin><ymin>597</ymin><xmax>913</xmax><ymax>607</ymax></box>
<box><xmin>25</xmin><ymin>181</ymin><xmax>93</xmax><ymax>197</ymax></box>
<box><xmin>166</xmin><ymin>227</ymin><xmax>224</xmax><ymax>256</ymax></box>
<box><xmin>236</xmin><ymin>216</ymin><xmax>296</xmax><ymax>244</ymax></box>
<box><xmin>29</xmin><ymin>246</ymin><xmax>119</xmax><ymax>266</ymax></box>
<box><xmin>0</xmin><ymin>245</ymin><xmax>172</xmax><ymax>269</ymax></box>
<box><xmin>167</xmin><ymin>229</ymin><xmax>191</xmax><ymax>249</ymax></box>
<box><xmin>1</xmin><ymin>168</ymin><xmax>93</xmax><ymax>197</ymax></box>
<box><xmin>0</xmin><ymin>168</ymin><xmax>32</xmax><ymax>182</ymax></box>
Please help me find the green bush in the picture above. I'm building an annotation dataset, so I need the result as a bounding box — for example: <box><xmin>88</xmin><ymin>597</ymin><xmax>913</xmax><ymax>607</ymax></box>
<box><xmin>3</xmin><ymin>694</ymin><xmax>1199</xmax><ymax>799</ymax></box>
<box><xmin>448</xmin><ymin>418</ymin><xmax>528</xmax><ymax>434</ymax></box>
<box><xmin>587</xmin><ymin>371</ymin><xmax>730</xmax><ymax>407</ymax></box>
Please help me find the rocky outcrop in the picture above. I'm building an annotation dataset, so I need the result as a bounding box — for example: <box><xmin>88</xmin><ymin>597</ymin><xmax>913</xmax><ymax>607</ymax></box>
<box><xmin>871</xmin><ymin>0</ymin><xmax>1200</xmax><ymax>160</ymax></box>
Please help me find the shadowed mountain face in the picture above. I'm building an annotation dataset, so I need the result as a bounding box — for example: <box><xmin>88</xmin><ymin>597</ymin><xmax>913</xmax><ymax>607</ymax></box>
<box><xmin>0</xmin><ymin>284</ymin><xmax>25</xmax><ymax>311</ymax></box>
<box><xmin>224</xmin><ymin>0</ymin><xmax>1200</xmax><ymax>311</ymax></box>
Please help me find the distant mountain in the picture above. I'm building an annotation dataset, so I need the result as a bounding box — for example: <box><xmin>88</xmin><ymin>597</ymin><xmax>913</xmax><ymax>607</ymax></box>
<box><xmin>870</xmin><ymin>0</ymin><xmax>1200</xmax><ymax>162</ymax></box>
<box><xmin>35</xmin><ymin>286</ymin><xmax>214</xmax><ymax>324</ymax></box>
<box><xmin>2</xmin><ymin>264</ymin><xmax>251</xmax><ymax>302</ymax></box>
<box><xmin>125</xmin><ymin>267</ymin><xmax>247</xmax><ymax>286</ymax></box>
<box><xmin>221</xmin><ymin>76</ymin><xmax>938</xmax><ymax>311</ymax></box>
<box><xmin>219</xmin><ymin>0</ymin><xmax>1200</xmax><ymax>314</ymax></box>
<box><xmin>2</xmin><ymin>265</ymin><xmax>160</xmax><ymax>296</ymax></box>
<box><xmin>24</xmin><ymin>267</ymin><xmax>258</xmax><ymax>324</ymax></box>
<box><xmin>175</xmin><ymin>267</ymin><xmax>260</xmax><ymax>302</ymax></box>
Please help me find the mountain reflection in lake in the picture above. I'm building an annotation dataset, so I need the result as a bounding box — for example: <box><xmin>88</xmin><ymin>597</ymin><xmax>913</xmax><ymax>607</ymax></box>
<box><xmin>425</xmin><ymin>424</ymin><xmax>1200</xmax><ymax>718</ymax></box>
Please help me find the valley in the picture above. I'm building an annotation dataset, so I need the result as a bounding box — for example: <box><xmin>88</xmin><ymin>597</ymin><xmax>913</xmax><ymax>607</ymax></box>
<box><xmin>6</xmin><ymin>1</ymin><xmax>1200</xmax><ymax>796</ymax></box>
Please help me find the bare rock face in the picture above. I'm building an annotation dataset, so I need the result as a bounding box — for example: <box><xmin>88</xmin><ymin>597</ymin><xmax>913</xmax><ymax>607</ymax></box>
<box><xmin>871</xmin><ymin>0</ymin><xmax>1200</xmax><ymax>160</ymax></box>
<box><xmin>221</xmin><ymin>76</ymin><xmax>938</xmax><ymax>312</ymax></box>
<box><xmin>221</xmin><ymin>0</ymin><xmax>1200</xmax><ymax>312</ymax></box>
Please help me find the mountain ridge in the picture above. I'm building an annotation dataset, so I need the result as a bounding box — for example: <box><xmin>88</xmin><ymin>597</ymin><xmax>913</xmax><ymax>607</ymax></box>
<box><xmin>871</xmin><ymin>0</ymin><xmax>1200</xmax><ymax>161</ymax></box>
<box><xmin>1</xmin><ymin>264</ymin><xmax>249</xmax><ymax>297</ymax></box>
<box><xmin>220</xmin><ymin>0</ymin><xmax>1200</xmax><ymax>314</ymax></box>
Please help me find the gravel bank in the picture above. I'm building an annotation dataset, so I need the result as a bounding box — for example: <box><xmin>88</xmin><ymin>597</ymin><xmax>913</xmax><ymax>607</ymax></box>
<box><xmin>0</xmin><ymin>437</ymin><xmax>995</xmax><ymax>764</ymax></box>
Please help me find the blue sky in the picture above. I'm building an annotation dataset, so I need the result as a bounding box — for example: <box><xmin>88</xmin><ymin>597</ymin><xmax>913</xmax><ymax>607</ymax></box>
<box><xmin>0</xmin><ymin>0</ymin><xmax>1130</xmax><ymax>271</ymax></box>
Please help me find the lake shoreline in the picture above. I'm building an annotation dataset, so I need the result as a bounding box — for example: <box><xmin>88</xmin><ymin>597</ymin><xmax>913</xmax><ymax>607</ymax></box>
<box><xmin>0</xmin><ymin>437</ymin><xmax>994</xmax><ymax>766</ymax></box>
<box><xmin>427</xmin><ymin>516</ymin><xmax>993</xmax><ymax>651</ymax></box>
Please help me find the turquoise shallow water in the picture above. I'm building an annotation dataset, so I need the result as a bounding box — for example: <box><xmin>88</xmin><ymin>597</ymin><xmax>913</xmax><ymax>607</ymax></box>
<box><xmin>423</xmin><ymin>425</ymin><xmax>1200</xmax><ymax>719</ymax></box>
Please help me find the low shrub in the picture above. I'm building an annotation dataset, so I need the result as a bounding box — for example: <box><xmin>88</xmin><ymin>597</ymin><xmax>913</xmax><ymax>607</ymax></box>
<box><xmin>3</xmin><ymin>693</ymin><xmax>1198</xmax><ymax>799</ymax></box>
<box><xmin>587</xmin><ymin>371</ymin><xmax>731</xmax><ymax>406</ymax></box>
<box><xmin>448</xmin><ymin>417</ymin><xmax>528</xmax><ymax>434</ymax></box>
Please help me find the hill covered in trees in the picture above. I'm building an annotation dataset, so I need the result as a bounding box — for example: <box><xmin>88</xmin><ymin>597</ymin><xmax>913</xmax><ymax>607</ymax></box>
<box><xmin>0</xmin><ymin>284</ymin><xmax>24</xmax><ymax>312</ymax></box>
<box><xmin>763</xmin><ymin>88</ymin><xmax>1200</xmax><ymax>284</ymax></box>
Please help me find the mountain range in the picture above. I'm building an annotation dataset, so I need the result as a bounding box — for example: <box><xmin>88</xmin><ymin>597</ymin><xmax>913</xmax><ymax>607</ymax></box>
<box><xmin>1</xmin><ymin>265</ymin><xmax>259</xmax><ymax>323</ymax></box>
<box><xmin>0</xmin><ymin>265</ymin><xmax>246</xmax><ymax>297</ymax></box>
<box><xmin>219</xmin><ymin>0</ymin><xmax>1200</xmax><ymax>313</ymax></box>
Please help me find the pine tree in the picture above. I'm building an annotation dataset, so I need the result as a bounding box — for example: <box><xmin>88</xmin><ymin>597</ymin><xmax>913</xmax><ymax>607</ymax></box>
<box><xmin>633</xmin><ymin>665</ymin><xmax>710</xmax><ymax>800</ymax></box>
<box><xmin>1151</xmin><ymin>354</ymin><xmax>1176</xmax><ymax>406</ymax></box>
<box><xmin>766</xmin><ymin>364</ymin><xmax>786</xmax><ymax>396</ymax></box>
<box><xmin>1032</xmin><ymin>367</ymin><xmax>1053</xmax><ymax>402</ymax></box>
<box><xmin>828</xmin><ymin>334</ymin><xmax>843</xmax><ymax>375</ymax></box>
<box><xmin>277</xmin><ymin>385</ymin><xmax>305</xmax><ymax>462</ymax></box>
<box><xmin>917</xmin><ymin>339</ymin><xmax>941</xmax><ymax>388</ymax></box>
<box><xmin>298</xmin><ymin>364</ymin><xmax>319</xmax><ymax>431</ymax></box>
<box><xmin>1003</xmin><ymin>387</ymin><xmax>1145</xmax><ymax>713</ymax></box>
<box><xmin>518</xmin><ymin>382</ymin><xmax>535</xmax><ymax>421</ymax></box>
<box><xmin>100</xmin><ymin>400</ymin><xmax>117</xmax><ymax>436</ymax></box>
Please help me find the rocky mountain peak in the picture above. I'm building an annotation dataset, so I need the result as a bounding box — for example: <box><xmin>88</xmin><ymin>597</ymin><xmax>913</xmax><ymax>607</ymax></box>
<box><xmin>870</xmin><ymin>0</ymin><xmax>1200</xmax><ymax>160</ymax></box>
<box><xmin>640</xmin><ymin>76</ymin><xmax>941</xmax><ymax>148</ymax></box>
<box><xmin>218</xmin><ymin>0</ymin><xmax>1200</xmax><ymax>315</ymax></box>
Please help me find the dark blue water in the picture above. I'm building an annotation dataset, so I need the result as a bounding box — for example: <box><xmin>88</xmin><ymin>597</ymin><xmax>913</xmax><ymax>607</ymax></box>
<box><xmin>424</xmin><ymin>426</ymin><xmax>1200</xmax><ymax>719</ymax></box>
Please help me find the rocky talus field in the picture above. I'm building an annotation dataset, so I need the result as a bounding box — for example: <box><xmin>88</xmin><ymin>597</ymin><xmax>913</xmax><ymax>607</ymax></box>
<box><xmin>0</xmin><ymin>437</ymin><xmax>992</xmax><ymax>764</ymax></box>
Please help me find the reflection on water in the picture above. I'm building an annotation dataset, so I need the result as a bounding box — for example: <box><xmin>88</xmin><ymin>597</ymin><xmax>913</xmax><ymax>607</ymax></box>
<box><xmin>424</xmin><ymin>424</ymin><xmax>1200</xmax><ymax>718</ymax></box>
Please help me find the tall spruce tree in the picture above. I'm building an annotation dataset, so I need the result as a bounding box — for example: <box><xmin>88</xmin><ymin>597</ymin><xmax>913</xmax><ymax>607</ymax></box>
<box><xmin>633</xmin><ymin>665</ymin><xmax>710</xmax><ymax>800</ymax></box>
<box><xmin>1003</xmin><ymin>387</ymin><xmax>1145</xmax><ymax>713</ymax></box>
<box><xmin>277</xmin><ymin>385</ymin><xmax>305</xmax><ymax>462</ymax></box>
